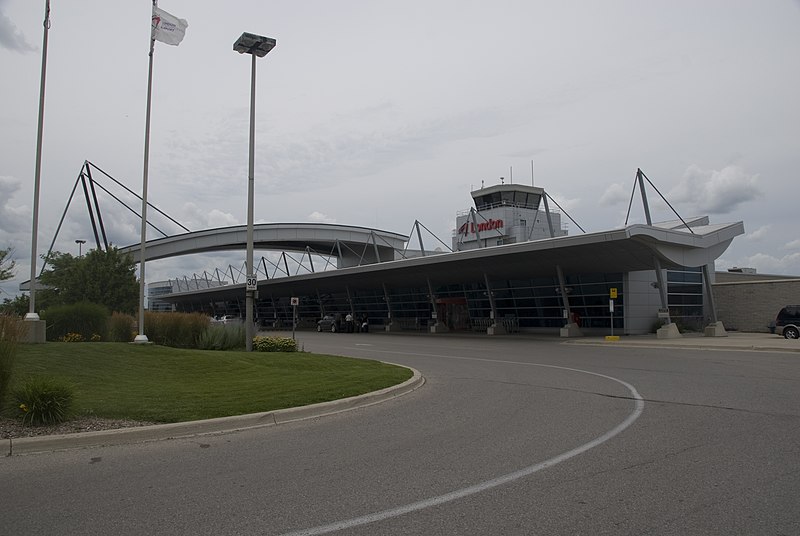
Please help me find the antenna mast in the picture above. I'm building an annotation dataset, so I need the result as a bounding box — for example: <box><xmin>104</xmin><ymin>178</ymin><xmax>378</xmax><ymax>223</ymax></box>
<box><xmin>531</xmin><ymin>159</ymin><xmax>534</xmax><ymax>186</ymax></box>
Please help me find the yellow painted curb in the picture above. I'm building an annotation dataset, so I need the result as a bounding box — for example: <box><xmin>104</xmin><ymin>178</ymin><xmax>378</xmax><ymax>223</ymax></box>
<box><xmin>605</xmin><ymin>335</ymin><xmax>620</xmax><ymax>342</ymax></box>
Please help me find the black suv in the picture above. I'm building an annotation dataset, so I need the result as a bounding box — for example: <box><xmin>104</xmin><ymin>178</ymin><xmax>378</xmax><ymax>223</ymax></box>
<box><xmin>775</xmin><ymin>305</ymin><xmax>800</xmax><ymax>339</ymax></box>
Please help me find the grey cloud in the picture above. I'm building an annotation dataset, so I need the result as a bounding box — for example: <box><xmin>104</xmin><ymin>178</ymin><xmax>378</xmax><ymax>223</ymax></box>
<box><xmin>668</xmin><ymin>165</ymin><xmax>761</xmax><ymax>215</ymax></box>
<box><xmin>156</xmin><ymin>105</ymin><xmax>517</xmax><ymax>202</ymax></box>
<box><xmin>308</xmin><ymin>211</ymin><xmax>336</xmax><ymax>223</ymax></box>
<box><xmin>0</xmin><ymin>5</ymin><xmax>35</xmax><ymax>53</ymax></box>
<box><xmin>256</xmin><ymin>107</ymin><xmax>517</xmax><ymax>191</ymax></box>
<box><xmin>599</xmin><ymin>183</ymin><xmax>628</xmax><ymax>207</ymax></box>
<box><xmin>745</xmin><ymin>225</ymin><xmax>771</xmax><ymax>241</ymax></box>
<box><xmin>181</xmin><ymin>202</ymin><xmax>238</xmax><ymax>229</ymax></box>
<box><xmin>0</xmin><ymin>175</ymin><xmax>28</xmax><ymax>234</ymax></box>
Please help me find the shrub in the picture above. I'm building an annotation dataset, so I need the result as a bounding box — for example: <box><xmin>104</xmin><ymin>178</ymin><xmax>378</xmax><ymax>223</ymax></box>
<box><xmin>108</xmin><ymin>312</ymin><xmax>136</xmax><ymax>342</ymax></box>
<box><xmin>197</xmin><ymin>323</ymin><xmax>246</xmax><ymax>350</ymax></box>
<box><xmin>0</xmin><ymin>315</ymin><xmax>26</xmax><ymax>409</ymax></box>
<box><xmin>13</xmin><ymin>376</ymin><xmax>75</xmax><ymax>426</ymax></box>
<box><xmin>144</xmin><ymin>311</ymin><xmax>211</xmax><ymax>348</ymax></box>
<box><xmin>42</xmin><ymin>302</ymin><xmax>109</xmax><ymax>342</ymax></box>
<box><xmin>253</xmin><ymin>336</ymin><xmax>298</xmax><ymax>352</ymax></box>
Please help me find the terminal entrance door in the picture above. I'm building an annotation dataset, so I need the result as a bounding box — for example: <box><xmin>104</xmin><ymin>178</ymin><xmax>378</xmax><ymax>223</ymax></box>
<box><xmin>436</xmin><ymin>297</ymin><xmax>470</xmax><ymax>331</ymax></box>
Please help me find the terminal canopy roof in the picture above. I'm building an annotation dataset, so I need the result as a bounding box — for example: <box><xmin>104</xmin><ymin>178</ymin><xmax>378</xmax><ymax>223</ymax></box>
<box><xmin>159</xmin><ymin>219</ymin><xmax>744</xmax><ymax>305</ymax></box>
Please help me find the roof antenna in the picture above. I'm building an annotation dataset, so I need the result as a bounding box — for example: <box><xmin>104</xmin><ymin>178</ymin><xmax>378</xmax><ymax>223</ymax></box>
<box><xmin>531</xmin><ymin>159</ymin><xmax>534</xmax><ymax>186</ymax></box>
<box><xmin>481</xmin><ymin>180</ymin><xmax>484</xmax><ymax>189</ymax></box>
<box><xmin>510</xmin><ymin>166</ymin><xmax>513</xmax><ymax>184</ymax></box>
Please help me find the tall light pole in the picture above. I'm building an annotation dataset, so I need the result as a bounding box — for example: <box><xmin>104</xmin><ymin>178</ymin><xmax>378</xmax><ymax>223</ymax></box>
<box><xmin>25</xmin><ymin>1</ymin><xmax>51</xmax><ymax>337</ymax></box>
<box><xmin>75</xmin><ymin>239</ymin><xmax>86</xmax><ymax>257</ymax></box>
<box><xmin>233</xmin><ymin>32</ymin><xmax>276</xmax><ymax>352</ymax></box>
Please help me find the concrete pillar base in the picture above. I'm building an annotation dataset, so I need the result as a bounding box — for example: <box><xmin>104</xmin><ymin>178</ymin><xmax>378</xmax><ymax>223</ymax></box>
<box><xmin>560</xmin><ymin>323</ymin><xmax>584</xmax><ymax>338</ymax></box>
<box><xmin>21</xmin><ymin>319</ymin><xmax>46</xmax><ymax>344</ymax></box>
<box><xmin>487</xmin><ymin>324</ymin><xmax>506</xmax><ymax>335</ymax></box>
<box><xmin>704</xmin><ymin>321</ymin><xmax>728</xmax><ymax>337</ymax></box>
<box><xmin>429</xmin><ymin>323</ymin><xmax>449</xmax><ymax>333</ymax></box>
<box><xmin>657</xmin><ymin>322</ymin><xmax>682</xmax><ymax>339</ymax></box>
<box><xmin>384</xmin><ymin>322</ymin><xmax>401</xmax><ymax>332</ymax></box>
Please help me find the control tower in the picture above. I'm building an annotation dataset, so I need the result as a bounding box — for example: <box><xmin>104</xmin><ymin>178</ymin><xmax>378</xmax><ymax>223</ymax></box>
<box><xmin>453</xmin><ymin>183</ymin><xmax>567</xmax><ymax>251</ymax></box>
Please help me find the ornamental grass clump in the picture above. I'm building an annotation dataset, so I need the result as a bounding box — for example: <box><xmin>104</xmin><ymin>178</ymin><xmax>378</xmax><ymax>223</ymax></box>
<box><xmin>253</xmin><ymin>335</ymin><xmax>298</xmax><ymax>352</ymax></box>
<box><xmin>144</xmin><ymin>311</ymin><xmax>210</xmax><ymax>348</ymax></box>
<box><xmin>14</xmin><ymin>376</ymin><xmax>75</xmax><ymax>426</ymax></box>
<box><xmin>0</xmin><ymin>315</ymin><xmax>25</xmax><ymax>408</ymax></box>
<box><xmin>42</xmin><ymin>302</ymin><xmax>109</xmax><ymax>342</ymax></box>
<box><xmin>197</xmin><ymin>323</ymin><xmax>246</xmax><ymax>350</ymax></box>
<box><xmin>108</xmin><ymin>312</ymin><xmax>136</xmax><ymax>342</ymax></box>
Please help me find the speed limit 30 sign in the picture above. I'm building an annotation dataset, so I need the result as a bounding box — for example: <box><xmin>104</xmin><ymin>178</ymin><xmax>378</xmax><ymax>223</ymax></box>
<box><xmin>246</xmin><ymin>274</ymin><xmax>257</xmax><ymax>291</ymax></box>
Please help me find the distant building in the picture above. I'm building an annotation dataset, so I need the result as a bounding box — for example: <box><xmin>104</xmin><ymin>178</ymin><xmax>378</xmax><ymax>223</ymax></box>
<box><xmin>727</xmin><ymin>266</ymin><xmax>757</xmax><ymax>274</ymax></box>
<box><xmin>147</xmin><ymin>281</ymin><xmax>177</xmax><ymax>312</ymax></box>
<box><xmin>148</xmin><ymin>279</ymin><xmax>227</xmax><ymax>312</ymax></box>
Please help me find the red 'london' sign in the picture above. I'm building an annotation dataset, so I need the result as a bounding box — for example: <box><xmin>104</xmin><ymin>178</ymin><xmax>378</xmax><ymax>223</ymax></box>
<box><xmin>458</xmin><ymin>219</ymin><xmax>504</xmax><ymax>235</ymax></box>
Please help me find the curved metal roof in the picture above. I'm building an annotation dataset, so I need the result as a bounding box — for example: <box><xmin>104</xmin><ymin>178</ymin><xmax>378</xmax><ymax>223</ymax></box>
<box><xmin>119</xmin><ymin>223</ymin><xmax>409</xmax><ymax>267</ymax></box>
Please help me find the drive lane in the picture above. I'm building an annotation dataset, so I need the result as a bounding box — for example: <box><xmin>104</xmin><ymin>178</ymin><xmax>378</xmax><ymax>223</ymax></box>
<box><xmin>2</xmin><ymin>333</ymin><xmax>798</xmax><ymax>535</ymax></box>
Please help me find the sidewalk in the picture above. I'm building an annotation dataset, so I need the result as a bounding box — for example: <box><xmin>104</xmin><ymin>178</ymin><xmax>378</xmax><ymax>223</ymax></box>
<box><xmin>564</xmin><ymin>331</ymin><xmax>800</xmax><ymax>353</ymax></box>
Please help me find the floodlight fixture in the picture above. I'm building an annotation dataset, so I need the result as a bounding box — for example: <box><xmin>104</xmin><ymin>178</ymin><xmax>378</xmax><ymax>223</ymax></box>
<box><xmin>233</xmin><ymin>32</ymin><xmax>276</xmax><ymax>57</ymax></box>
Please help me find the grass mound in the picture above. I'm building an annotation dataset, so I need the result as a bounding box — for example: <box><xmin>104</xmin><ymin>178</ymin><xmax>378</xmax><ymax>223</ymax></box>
<box><xmin>5</xmin><ymin>343</ymin><xmax>412</xmax><ymax>423</ymax></box>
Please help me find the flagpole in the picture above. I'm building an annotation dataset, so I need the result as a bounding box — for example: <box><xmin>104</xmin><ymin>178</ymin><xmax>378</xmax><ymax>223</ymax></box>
<box><xmin>25</xmin><ymin>0</ymin><xmax>51</xmax><ymax>333</ymax></box>
<box><xmin>134</xmin><ymin>3</ymin><xmax>157</xmax><ymax>344</ymax></box>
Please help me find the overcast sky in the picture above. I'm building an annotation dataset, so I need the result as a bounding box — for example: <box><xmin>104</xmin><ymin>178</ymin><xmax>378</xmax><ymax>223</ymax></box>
<box><xmin>1</xmin><ymin>0</ymin><xmax>799</xmax><ymax>299</ymax></box>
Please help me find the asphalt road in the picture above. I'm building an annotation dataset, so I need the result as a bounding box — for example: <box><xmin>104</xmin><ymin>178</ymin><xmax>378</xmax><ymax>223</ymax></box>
<box><xmin>2</xmin><ymin>333</ymin><xmax>799</xmax><ymax>535</ymax></box>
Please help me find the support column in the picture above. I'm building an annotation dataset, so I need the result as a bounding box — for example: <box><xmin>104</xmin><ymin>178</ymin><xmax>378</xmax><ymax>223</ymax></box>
<box><xmin>702</xmin><ymin>264</ymin><xmax>727</xmax><ymax>337</ymax></box>
<box><xmin>345</xmin><ymin>285</ymin><xmax>355</xmax><ymax>333</ymax></box>
<box><xmin>316</xmin><ymin>289</ymin><xmax>325</xmax><ymax>318</ymax></box>
<box><xmin>542</xmin><ymin>194</ymin><xmax>556</xmax><ymax>238</ymax></box>
<box><xmin>484</xmin><ymin>273</ymin><xmax>505</xmax><ymax>335</ymax></box>
<box><xmin>654</xmin><ymin>256</ymin><xmax>681</xmax><ymax>338</ymax></box>
<box><xmin>428</xmin><ymin>278</ymin><xmax>447</xmax><ymax>333</ymax></box>
<box><xmin>415</xmin><ymin>221</ymin><xmax>426</xmax><ymax>256</ymax></box>
<box><xmin>371</xmin><ymin>231</ymin><xmax>381</xmax><ymax>263</ymax></box>
<box><xmin>557</xmin><ymin>265</ymin><xmax>582</xmax><ymax>337</ymax></box>
<box><xmin>383</xmin><ymin>283</ymin><xmax>399</xmax><ymax>332</ymax></box>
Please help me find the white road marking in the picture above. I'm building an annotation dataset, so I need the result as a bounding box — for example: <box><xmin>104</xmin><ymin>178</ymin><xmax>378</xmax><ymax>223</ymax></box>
<box><xmin>279</xmin><ymin>356</ymin><xmax>645</xmax><ymax>536</ymax></box>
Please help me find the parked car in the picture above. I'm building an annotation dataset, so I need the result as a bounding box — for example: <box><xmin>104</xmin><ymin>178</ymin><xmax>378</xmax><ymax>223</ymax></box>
<box><xmin>212</xmin><ymin>315</ymin><xmax>240</xmax><ymax>325</ymax></box>
<box><xmin>317</xmin><ymin>315</ymin><xmax>340</xmax><ymax>333</ymax></box>
<box><xmin>774</xmin><ymin>305</ymin><xmax>800</xmax><ymax>339</ymax></box>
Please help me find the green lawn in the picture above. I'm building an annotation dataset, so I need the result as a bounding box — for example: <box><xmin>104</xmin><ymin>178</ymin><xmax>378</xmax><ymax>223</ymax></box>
<box><xmin>5</xmin><ymin>343</ymin><xmax>412</xmax><ymax>423</ymax></box>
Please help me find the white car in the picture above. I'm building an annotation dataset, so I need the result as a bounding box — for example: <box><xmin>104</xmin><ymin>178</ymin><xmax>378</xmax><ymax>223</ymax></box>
<box><xmin>212</xmin><ymin>315</ymin><xmax>240</xmax><ymax>325</ymax></box>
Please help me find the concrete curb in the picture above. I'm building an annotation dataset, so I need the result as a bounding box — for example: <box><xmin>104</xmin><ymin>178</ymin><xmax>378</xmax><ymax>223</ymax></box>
<box><xmin>5</xmin><ymin>366</ymin><xmax>424</xmax><ymax>457</ymax></box>
<box><xmin>562</xmin><ymin>334</ymin><xmax>800</xmax><ymax>353</ymax></box>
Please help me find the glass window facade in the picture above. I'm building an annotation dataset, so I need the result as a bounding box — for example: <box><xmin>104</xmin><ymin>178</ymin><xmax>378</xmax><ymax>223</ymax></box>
<box><xmin>169</xmin><ymin>268</ymin><xmax>708</xmax><ymax>334</ymax></box>
<box><xmin>206</xmin><ymin>272</ymin><xmax>629</xmax><ymax>332</ymax></box>
<box><xmin>667</xmin><ymin>267</ymin><xmax>705</xmax><ymax>330</ymax></box>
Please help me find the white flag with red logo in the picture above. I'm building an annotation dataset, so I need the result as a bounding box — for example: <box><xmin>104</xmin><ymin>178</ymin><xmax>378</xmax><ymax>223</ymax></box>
<box><xmin>151</xmin><ymin>6</ymin><xmax>188</xmax><ymax>46</ymax></box>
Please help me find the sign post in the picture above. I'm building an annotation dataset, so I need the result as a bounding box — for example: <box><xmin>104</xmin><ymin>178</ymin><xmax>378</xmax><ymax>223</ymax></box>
<box><xmin>290</xmin><ymin>296</ymin><xmax>299</xmax><ymax>340</ymax></box>
<box><xmin>606</xmin><ymin>288</ymin><xmax>619</xmax><ymax>341</ymax></box>
<box><xmin>609</xmin><ymin>299</ymin><xmax>615</xmax><ymax>337</ymax></box>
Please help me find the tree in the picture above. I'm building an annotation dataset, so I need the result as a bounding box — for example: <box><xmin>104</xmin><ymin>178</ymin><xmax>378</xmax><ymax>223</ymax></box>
<box><xmin>0</xmin><ymin>247</ymin><xmax>15</xmax><ymax>281</ymax></box>
<box><xmin>38</xmin><ymin>247</ymin><xmax>139</xmax><ymax>314</ymax></box>
<box><xmin>1</xmin><ymin>294</ymin><xmax>29</xmax><ymax>317</ymax></box>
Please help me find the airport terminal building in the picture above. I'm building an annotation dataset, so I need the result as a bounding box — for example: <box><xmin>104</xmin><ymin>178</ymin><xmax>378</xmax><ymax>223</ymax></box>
<box><xmin>127</xmin><ymin>182</ymin><xmax>744</xmax><ymax>337</ymax></box>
